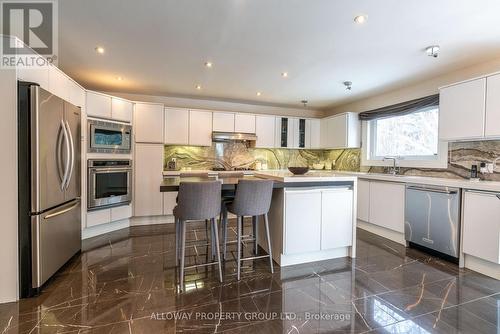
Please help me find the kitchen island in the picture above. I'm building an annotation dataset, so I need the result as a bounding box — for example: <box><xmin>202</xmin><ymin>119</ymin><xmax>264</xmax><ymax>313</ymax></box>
<box><xmin>160</xmin><ymin>171</ymin><xmax>358</xmax><ymax>267</ymax></box>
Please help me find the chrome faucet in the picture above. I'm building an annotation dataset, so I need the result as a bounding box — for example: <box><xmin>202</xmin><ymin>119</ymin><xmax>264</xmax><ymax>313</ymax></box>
<box><xmin>383</xmin><ymin>157</ymin><xmax>400</xmax><ymax>175</ymax></box>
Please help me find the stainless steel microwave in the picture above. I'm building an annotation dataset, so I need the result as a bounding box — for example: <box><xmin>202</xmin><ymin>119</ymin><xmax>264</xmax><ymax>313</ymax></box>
<box><xmin>88</xmin><ymin>119</ymin><xmax>132</xmax><ymax>153</ymax></box>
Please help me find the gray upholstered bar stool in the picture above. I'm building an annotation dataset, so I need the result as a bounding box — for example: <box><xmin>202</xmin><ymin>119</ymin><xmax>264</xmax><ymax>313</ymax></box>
<box><xmin>224</xmin><ymin>179</ymin><xmax>274</xmax><ymax>280</ymax></box>
<box><xmin>173</xmin><ymin>181</ymin><xmax>223</xmax><ymax>288</ymax></box>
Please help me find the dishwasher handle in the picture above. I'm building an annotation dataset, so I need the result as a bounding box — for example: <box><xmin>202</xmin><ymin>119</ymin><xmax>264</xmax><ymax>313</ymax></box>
<box><xmin>406</xmin><ymin>186</ymin><xmax>458</xmax><ymax>195</ymax></box>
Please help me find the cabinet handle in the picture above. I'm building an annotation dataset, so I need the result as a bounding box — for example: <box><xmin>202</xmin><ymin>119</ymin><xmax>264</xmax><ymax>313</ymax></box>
<box><xmin>496</xmin><ymin>195</ymin><xmax>500</xmax><ymax>200</ymax></box>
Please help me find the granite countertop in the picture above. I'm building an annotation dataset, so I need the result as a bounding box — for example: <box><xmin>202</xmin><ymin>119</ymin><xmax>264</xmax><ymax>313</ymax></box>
<box><xmin>254</xmin><ymin>171</ymin><xmax>357</xmax><ymax>183</ymax></box>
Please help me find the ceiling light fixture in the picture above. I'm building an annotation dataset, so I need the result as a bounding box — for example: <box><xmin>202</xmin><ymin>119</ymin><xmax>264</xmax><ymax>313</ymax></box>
<box><xmin>204</xmin><ymin>61</ymin><xmax>213</xmax><ymax>68</ymax></box>
<box><xmin>343</xmin><ymin>81</ymin><xmax>353</xmax><ymax>91</ymax></box>
<box><xmin>95</xmin><ymin>46</ymin><xmax>105</xmax><ymax>54</ymax></box>
<box><xmin>256</xmin><ymin>92</ymin><xmax>262</xmax><ymax>96</ymax></box>
<box><xmin>116</xmin><ymin>76</ymin><xmax>123</xmax><ymax>81</ymax></box>
<box><xmin>196</xmin><ymin>85</ymin><xmax>202</xmax><ymax>90</ymax></box>
<box><xmin>281</xmin><ymin>72</ymin><xmax>288</xmax><ymax>78</ymax></box>
<box><xmin>354</xmin><ymin>15</ymin><xmax>367</xmax><ymax>24</ymax></box>
<box><xmin>301</xmin><ymin>100</ymin><xmax>308</xmax><ymax>107</ymax></box>
<box><xmin>425</xmin><ymin>45</ymin><xmax>440</xmax><ymax>58</ymax></box>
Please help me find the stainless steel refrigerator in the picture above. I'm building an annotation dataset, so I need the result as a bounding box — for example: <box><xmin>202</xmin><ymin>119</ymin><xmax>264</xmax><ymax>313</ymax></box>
<box><xmin>18</xmin><ymin>82</ymin><xmax>81</xmax><ymax>298</ymax></box>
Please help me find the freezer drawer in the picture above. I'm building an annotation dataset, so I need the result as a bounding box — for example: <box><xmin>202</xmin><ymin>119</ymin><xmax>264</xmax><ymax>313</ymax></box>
<box><xmin>405</xmin><ymin>185</ymin><xmax>461</xmax><ymax>258</ymax></box>
<box><xmin>31</xmin><ymin>199</ymin><xmax>81</xmax><ymax>288</ymax></box>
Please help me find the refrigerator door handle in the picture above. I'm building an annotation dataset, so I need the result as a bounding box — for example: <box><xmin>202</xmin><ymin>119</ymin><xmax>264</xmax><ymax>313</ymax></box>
<box><xmin>64</xmin><ymin>120</ymin><xmax>75</xmax><ymax>190</ymax></box>
<box><xmin>43</xmin><ymin>199</ymin><xmax>80</xmax><ymax>220</ymax></box>
<box><xmin>56</xmin><ymin>121</ymin><xmax>65</xmax><ymax>189</ymax></box>
<box><xmin>61</xmin><ymin>119</ymin><xmax>71</xmax><ymax>190</ymax></box>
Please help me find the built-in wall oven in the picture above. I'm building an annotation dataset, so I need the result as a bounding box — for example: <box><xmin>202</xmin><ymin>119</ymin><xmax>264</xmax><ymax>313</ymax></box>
<box><xmin>88</xmin><ymin>119</ymin><xmax>132</xmax><ymax>153</ymax></box>
<box><xmin>88</xmin><ymin>160</ymin><xmax>132</xmax><ymax>210</ymax></box>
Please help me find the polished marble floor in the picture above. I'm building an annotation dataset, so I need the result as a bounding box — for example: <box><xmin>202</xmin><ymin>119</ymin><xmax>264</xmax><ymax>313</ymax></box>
<box><xmin>1</xmin><ymin>222</ymin><xmax>499</xmax><ymax>333</ymax></box>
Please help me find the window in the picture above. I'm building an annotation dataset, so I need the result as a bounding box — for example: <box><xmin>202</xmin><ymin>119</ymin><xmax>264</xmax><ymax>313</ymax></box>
<box><xmin>370</xmin><ymin>107</ymin><xmax>439</xmax><ymax>160</ymax></box>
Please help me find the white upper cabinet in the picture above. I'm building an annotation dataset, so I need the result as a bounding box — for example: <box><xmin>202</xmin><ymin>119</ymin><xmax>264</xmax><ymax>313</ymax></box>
<box><xmin>255</xmin><ymin>115</ymin><xmax>275</xmax><ymax>148</ymax></box>
<box><xmin>165</xmin><ymin>108</ymin><xmax>189</xmax><ymax>145</ymax></box>
<box><xmin>48</xmin><ymin>66</ymin><xmax>70</xmax><ymax>102</ymax></box>
<box><xmin>463</xmin><ymin>190</ymin><xmax>500</xmax><ymax>264</ymax></box>
<box><xmin>67</xmin><ymin>80</ymin><xmax>85</xmax><ymax>108</ymax></box>
<box><xmin>111</xmin><ymin>98</ymin><xmax>133</xmax><ymax>123</ymax></box>
<box><xmin>235</xmin><ymin>114</ymin><xmax>256</xmax><ymax>133</ymax></box>
<box><xmin>86</xmin><ymin>91</ymin><xmax>112</xmax><ymax>119</ymax></box>
<box><xmin>134</xmin><ymin>103</ymin><xmax>164</xmax><ymax>143</ymax></box>
<box><xmin>439</xmin><ymin>78</ymin><xmax>486</xmax><ymax>141</ymax></box>
<box><xmin>189</xmin><ymin>110</ymin><xmax>212</xmax><ymax>146</ymax></box>
<box><xmin>485</xmin><ymin>74</ymin><xmax>500</xmax><ymax>138</ymax></box>
<box><xmin>275</xmin><ymin>117</ymin><xmax>295</xmax><ymax>148</ymax></box>
<box><xmin>321</xmin><ymin>113</ymin><xmax>360</xmax><ymax>149</ymax></box>
<box><xmin>17</xmin><ymin>58</ymin><xmax>49</xmax><ymax>90</ymax></box>
<box><xmin>213</xmin><ymin>112</ymin><xmax>235</xmax><ymax>132</ymax></box>
<box><xmin>308</xmin><ymin>119</ymin><xmax>321</xmax><ymax>149</ymax></box>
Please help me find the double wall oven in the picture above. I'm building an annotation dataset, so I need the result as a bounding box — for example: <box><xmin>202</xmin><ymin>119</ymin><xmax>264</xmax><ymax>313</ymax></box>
<box><xmin>88</xmin><ymin>160</ymin><xmax>132</xmax><ymax>210</ymax></box>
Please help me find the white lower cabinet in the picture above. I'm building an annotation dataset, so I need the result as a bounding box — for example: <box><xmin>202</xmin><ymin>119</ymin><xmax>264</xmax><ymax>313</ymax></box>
<box><xmin>134</xmin><ymin>143</ymin><xmax>164</xmax><ymax>216</ymax></box>
<box><xmin>284</xmin><ymin>188</ymin><xmax>353</xmax><ymax>255</ymax></box>
<box><xmin>463</xmin><ymin>190</ymin><xmax>500</xmax><ymax>264</ymax></box>
<box><xmin>321</xmin><ymin>188</ymin><xmax>353</xmax><ymax>250</ymax></box>
<box><xmin>369</xmin><ymin>181</ymin><xmax>405</xmax><ymax>233</ymax></box>
<box><xmin>111</xmin><ymin>205</ymin><xmax>133</xmax><ymax>222</ymax></box>
<box><xmin>163</xmin><ymin>191</ymin><xmax>178</xmax><ymax>215</ymax></box>
<box><xmin>86</xmin><ymin>209</ymin><xmax>111</xmax><ymax>228</ymax></box>
<box><xmin>357</xmin><ymin>180</ymin><xmax>370</xmax><ymax>222</ymax></box>
<box><xmin>284</xmin><ymin>189</ymin><xmax>322</xmax><ymax>254</ymax></box>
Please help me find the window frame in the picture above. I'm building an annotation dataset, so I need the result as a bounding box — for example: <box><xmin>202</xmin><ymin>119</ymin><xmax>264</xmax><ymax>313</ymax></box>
<box><xmin>361</xmin><ymin>107</ymin><xmax>448</xmax><ymax>169</ymax></box>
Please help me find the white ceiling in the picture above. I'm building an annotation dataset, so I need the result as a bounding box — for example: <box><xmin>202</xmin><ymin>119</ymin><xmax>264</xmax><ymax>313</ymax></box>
<box><xmin>58</xmin><ymin>0</ymin><xmax>500</xmax><ymax>109</ymax></box>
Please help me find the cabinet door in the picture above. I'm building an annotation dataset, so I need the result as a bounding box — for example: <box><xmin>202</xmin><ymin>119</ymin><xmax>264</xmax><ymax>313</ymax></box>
<box><xmin>68</xmin><ymin>80</ymin><xmax>85</xmax><ymax>108</ymax></box>
<box><xmin>463</xmin><ymin>191</ymin><xmax>500</xmax><ymax>264</ymax></box>
<box><xmin>165</xmin><ymin>108</ymin><xmax>189</xmax><ymax>144</ymax></box>
<box><xmin>111</xmin><ymin>98</ymin><xmax>133</xmax><ymax>123</ymax></box>
<box><xmin>48</xmin><ymin>66</ymin><xmax>70</xmax><ymax>101</ymax></box>
<box><xmin>322</xmin><ymin>115</ymin><xmax>347</xmax><ymax>149</ymax></box>
<box><xmin>255</xmin><ymin>115</ymin><xmax>275</xmax><ymax>148</ymax></box>
<box><xmin>439</xmin><ymin>78</ymin><xmax>486</xmax><ymax>141</ymax></box>
<box><xmin>111</xmin><ymin>205</ymin><xmax>132</xmax><ymax>222</ymax></box>
<box><xmin>86</xmin><ymin>91</ymin><xmax>112</xmax><ymax>119</ymax></box>
<box><xmin>86</xmin><ymin>209</ymin><xmax>111</xmax><ymax>228</ymax></box>
<box><xmin>321</xmin><ymin>189</ymin><xmax>353</xmax><ymax>250</ymax></box>
<box><xmin>357</xmin><ymin>180</ymin><xmax>370</xmax><ymax>222</ymax></box>
<box><xmin>284</xmin><ymin>189</ymin><xmax>321</xmax><ymax>254</ymax></box>
<box><xmin>213</xmin><ymin>112</ymin><xmax>235</xmax><ymax>132</ymax></box>
<box><xmin>485</xmin><ymin>74</ymin><xmax>500</xmax><ymax>138</ymax></box>
<box><xmin>135</xmin><ymin>103</ymin><xmax>164</xmax><ymax>143</ymax></box>
<box><xmin>235</xmin><ymin>114</ymin><xmax>256</xmax><ymax>133</ymax></box>
<box><xmin>134</xmin><ymin>144</ymin><xmax>164</xmax><ymax>217</ymax></box>
<box><xmin>275</xmin><ymin>117</ymin><xmax>294</xmax><ymax>148</ymax></box>
<box><xmin>189</xmin><ymin>110</ymin><xmax>212</xmax><ymax>146</ymax></box>
<box><xmin>308</xmin><ymin>119</ymin><xmax>321</xmax><ymax>149</ymax></box>
<box><xmin>17</xmin><ymin>57</ymin><xmax>49</xmax><ymax>90</ymax></box>
<box><xmin>369</xmin><ymin>181</ymin><xmax>405</xmax><ymax>233</ymax></box>
<box><xmin>163</xmin><ymin>191</ymin><xmax>178</xmax><ymax>215</ymax></box>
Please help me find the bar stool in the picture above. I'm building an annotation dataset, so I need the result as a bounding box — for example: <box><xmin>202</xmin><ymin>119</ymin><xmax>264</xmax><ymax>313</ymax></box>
<box><xmin>173</xmin><ymin>181</ymin><xmax>223</xmax><ymax>288</ymax></box>
<box><xmin>224</xmin><ymin>179</ymin><xmax>274</xmax><ymax>280</ymax></box>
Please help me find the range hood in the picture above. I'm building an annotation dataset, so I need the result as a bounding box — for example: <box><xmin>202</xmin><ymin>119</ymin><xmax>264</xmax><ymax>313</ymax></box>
<box><xmin>212</xmin><ymin>131</ymin><xmax>257</xmax><ymax>143</ymax></box>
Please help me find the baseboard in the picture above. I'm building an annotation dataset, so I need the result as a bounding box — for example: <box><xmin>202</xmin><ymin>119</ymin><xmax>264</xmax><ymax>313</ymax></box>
<box><xmin>280</xmin><ymin>247</ymin><xmax>349</xmax><ymax>267</ymax></box>
<box><xmin>82</xmin><ymin>219</ymin><xmax>130</xmax><ymax>239</ymax></box>
<box><xmin>464</xmin><ymin>254</ymin><xmax>500</xmax><ymax>280</ymax></box>
<box><xmin>357</xmin><ymin>220</ymin><xmax>406</xmax><ymax>246</ymax></box>
<box><xmin>130</xmin><ymin>215</ymin><xmax>174</xmax><ymax>226</ymax></box>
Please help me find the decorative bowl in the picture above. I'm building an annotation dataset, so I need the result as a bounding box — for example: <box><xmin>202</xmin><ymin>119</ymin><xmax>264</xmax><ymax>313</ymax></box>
<box><xmin>288</xmin><ymin>167</ymin><xmax>310</xmax><ymax>175</ymax></box>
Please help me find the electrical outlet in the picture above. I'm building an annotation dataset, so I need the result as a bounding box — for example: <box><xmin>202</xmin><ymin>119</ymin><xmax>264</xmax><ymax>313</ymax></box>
<box><xmin>486</xmin><ymin>163</ymin><xmax>495</xmax><ymax>173</ymax></box>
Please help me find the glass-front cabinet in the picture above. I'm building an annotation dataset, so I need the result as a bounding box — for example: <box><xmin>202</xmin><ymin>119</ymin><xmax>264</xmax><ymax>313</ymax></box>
<box><xmin>276</xmin><ymin>117</ymin><xmax>314</xmax><ymax>149</ymax></box>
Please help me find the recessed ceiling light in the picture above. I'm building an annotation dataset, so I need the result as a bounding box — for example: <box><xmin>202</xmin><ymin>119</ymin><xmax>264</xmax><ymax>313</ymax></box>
<box><xmin>354</xmin><ymin>15</ymin><xmax>367</xmax><ymax>24</ymax></box>
<box><xmin>116</xmin><ymin>76</ymin><xmax>123</xmax><ymax>81</ymax></box>
<box><xmin>281</xmin><ymin>72</ymin><xmax>288</xmax><ymax>78</ymax></box>
<box><xmin>204</xmin><ymin>61</ymin><xmax>213</xmax><ymax>68</ymax></box>
<box><xmin>256</xmin><ymin>92</ymin><xmax>262</xmax><ymax>96</ymax></box>
<box><xmin>196</xmin><ymin>85</ymin><xmax>202</xmax><ymax>90</ymax></box>
<box><xmin>95</xmin><ymin>46</ymin><xmax>105</xmax><ymax>54</ymax></box>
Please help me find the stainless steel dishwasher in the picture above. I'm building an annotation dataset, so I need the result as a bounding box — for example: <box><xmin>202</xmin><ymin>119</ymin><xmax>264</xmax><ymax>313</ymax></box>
<box><xmin>405</xmin><ymin>184</ymin><xmax>461</xmax><ymax>259</ymax></box>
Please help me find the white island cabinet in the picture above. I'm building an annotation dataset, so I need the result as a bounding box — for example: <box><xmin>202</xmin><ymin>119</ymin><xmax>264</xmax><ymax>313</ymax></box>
<box><xmin>255</xmin><ymin>171</ymin><xmax>357</xmax><ymax>266</ymax></box>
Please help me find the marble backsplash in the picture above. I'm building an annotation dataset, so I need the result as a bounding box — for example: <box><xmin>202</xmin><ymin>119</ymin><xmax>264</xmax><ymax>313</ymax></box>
<box><xmin>367</xmin><ymin>140</ymin><xmax>500</xmax><ymax>181</ymax></box>
<box><xmin>164</xmin><ymin>143</ymin><xmax>361</xmax><ymax>171</ymax></box>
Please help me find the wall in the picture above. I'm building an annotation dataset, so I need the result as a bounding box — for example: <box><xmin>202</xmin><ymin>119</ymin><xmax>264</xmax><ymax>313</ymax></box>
<box><xmin>326</xmin><ymin>57</ymin><xmax>500</xmax><ymax>116</ymax></box>
<box><xmin>164</xmin><ymin>143</ymin><xmax>361</xmax><ymax>172</ymax></box>
<box><xmin>0</xmin><ymin>36</ymin><xmax>19</xmax><ymax>302</ymax></box>
<box><xmin>105</xmin><ymin>91</ymin><xmax>324</xmax><ymax>118</ymax></box>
